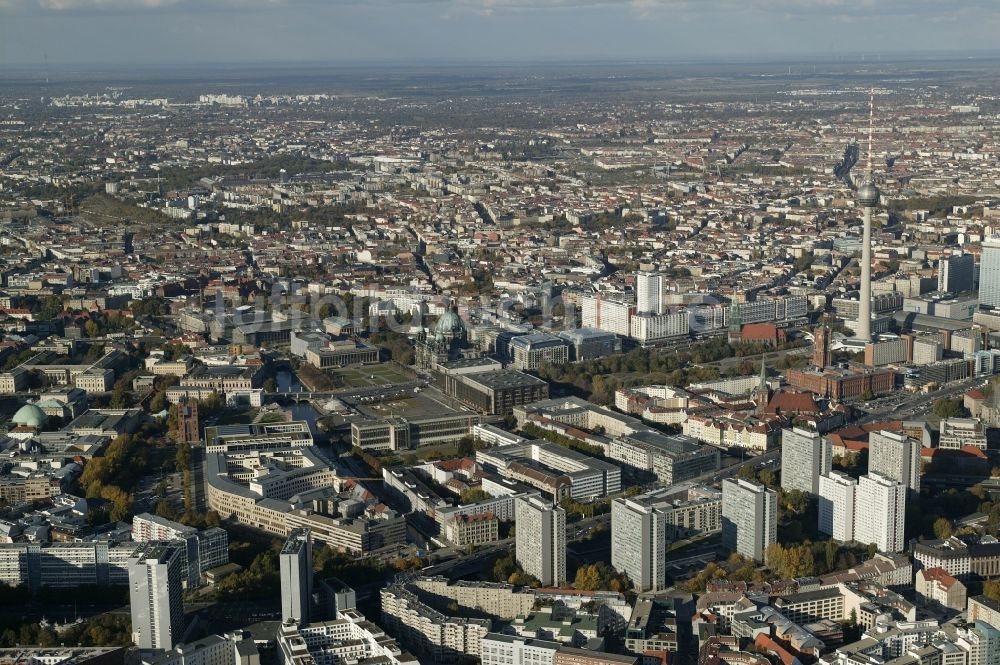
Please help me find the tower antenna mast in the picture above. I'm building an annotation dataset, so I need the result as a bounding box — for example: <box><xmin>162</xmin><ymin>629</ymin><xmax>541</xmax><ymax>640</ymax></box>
<box><xmin>856</xmin><ymin>87</ymin><xmax>880</xmax><ymax>344</ymax></box>
<box><xmin>867</xmin><ymin>86</ymin><xmax>875</xmax><ymax>175</ymax></box>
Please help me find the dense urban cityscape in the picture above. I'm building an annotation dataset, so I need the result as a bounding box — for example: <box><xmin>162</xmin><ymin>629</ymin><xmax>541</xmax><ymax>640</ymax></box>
<box><xmin>4</xmin><ymin>39</ymin><xmax>1000</xmax><ymax>665</ymax></box>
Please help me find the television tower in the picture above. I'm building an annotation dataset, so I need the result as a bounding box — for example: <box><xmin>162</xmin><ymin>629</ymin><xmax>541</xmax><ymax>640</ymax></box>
<box><xmin>856</xmin><ymin>88</ymin><xmax>879</xmax><ymax>343</ymax></box>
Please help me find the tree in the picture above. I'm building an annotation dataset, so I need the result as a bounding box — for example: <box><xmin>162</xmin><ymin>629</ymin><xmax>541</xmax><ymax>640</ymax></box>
<box><xmin>933</xmin><ymin>398</ymin><xmax>970</xmax><ymax>419</ymax></box>
<box><xmin>457</xmin><ymin>435</ymin><xmax>477</xmax><ymax>457</ymax></box>
<box><xmin>492</xmin><ymin>554</ymin><xmax>517</xmax><ymax>583</ymax></box>
<box><xmin>263</xmin><ymin>378</ymin><xmax>277</xmax><ymax>393</ymax></box>
<box><xmin>198</xmin><ymin>392</ymin><xmax>224</xmax><ymax>416</ymax></box>
<box><xmin>109</xmin><ymin>386</ymin><xmax>132</xmax><ymax>409</ymax></box>
<box><xmin>766</xmin><ymin>542</ymin><xmax>815</xmax><ymax>579</ymax></box>
<box><xmin>824</xmin><ymin>541</ymin><xmax>837</xmax><ymax>573</ymax></box>
<box><xmin>182</xmin><ymin>469</ymin><xmax>194</xmax><ymax>514</ymax></box>
<box><xmin>508</xmin><ymin>570</ymin><xmax>540</xmax><ymax>588</ymax></box>
<box><xmin>161</xmin><ymin>343</ymin><xmax>192</xmax><ymax>361</ymax></box>
<box><xmin>985</xmin><ymin>578</ymin><xmax>1000</xmax><ymax>603</ymax></box>
<box><xmin>176</xmin><ymin>440</ymin><xmax>192</xmax><ymax>473</ymax></box>
<box><xmin>38</xmin><ymin>295</ymin><xmax>65</xmax><ymax>321</ymax></box>
<box><xmin>102</xmin><ymin>486</ymin><xmax>134</xmax><ymax>523</ymax></box>
<box><xmin>779</xmin><ymin>489</ymin><xmax>811</xmax><ymax>515</ymax></box>
<box><xmin>154</xmin><ymin>499</ymin><xmax>179</xmax><ymax>521</ymax></box>
<box><xmin>573</xmin><ymin>562</ymin><xmax>629</xmax><ymax>592</ymax></box>
<box><xmin>682</xmin><ymin>550</ymin><xmax>770</xmax><ymax>592</ymax></box>
<box><xmin>574</xmin><ymin>564</ymin><xmax>603</xmax><ymax>591</ymax></box>
<box><xmin>150</xmin><ymin>391</ymin><xmax>167</xmax><ymax>413</ymax></box>
<box><xmin>758</xmin><ymin>468</ymin><xmax>777</xmax><ymax>489</ymax></box>
<box><xmin>933</xmin><ymin>517</ymin><xmax>954</xmax><ymax>539</ymax></box>
<box><xmin>459</xmin><ymin>488</ymin><xmax>490</xmax><ymax>504</ymax></box>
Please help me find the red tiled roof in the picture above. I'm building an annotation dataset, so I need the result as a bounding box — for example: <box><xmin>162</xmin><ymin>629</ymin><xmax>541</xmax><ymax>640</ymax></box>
<box><xmin>920</xmin><ymin>566</ymin><xmax>960</xmax><ymax>590</ymax></box>
<box><xmin>753</xmin><ymin>634</ymin><xmax>797</xmax><ymax>665</ymax></box>
<box><xmin>435</xmin><ymin>458</ymin><xmax>477</xmax><ymax>472</ymax></box>
<box><xmin>922</xmin><ymin>446</ymin><xmax>988</xmax><ymax>460</ymax></box>
<box><xmin>862</xmin><ymin>420</ymin><xmax>902</xmax><ymax>433</ymax></box>
<box><xmin>455</xmin><ymin>511</ymin><xmax>495</xmax><ymax>523</ymax></box>
<box><xmin>739</xmin><ymin>323</ymin><xmax>783</xmax><ymax>342</ymax></box>
<box><xmin>765</xmin><ymin>390</ymin><xmax>819</xmax><ymax>415</ymax></box>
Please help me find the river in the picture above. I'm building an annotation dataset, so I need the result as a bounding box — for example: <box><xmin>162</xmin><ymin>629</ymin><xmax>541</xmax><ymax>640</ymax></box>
<box><xmin>275</xmin><ymin>369</ymin><xmax>321</xmax><ymax>436</ymax></box>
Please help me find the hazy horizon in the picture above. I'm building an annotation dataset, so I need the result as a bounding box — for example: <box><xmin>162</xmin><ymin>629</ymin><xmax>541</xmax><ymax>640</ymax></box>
<box><xmin>0</xmin><ymin>0</ymin><xmax>998</xmax><ymax>69</ymax></box>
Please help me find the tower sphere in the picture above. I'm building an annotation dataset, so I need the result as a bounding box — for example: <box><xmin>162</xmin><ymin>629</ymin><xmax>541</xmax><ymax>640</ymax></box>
<box><xmin>857</xmin><ymin>180</ymin><xmax>880</xmax><ymax>208</ymax></box>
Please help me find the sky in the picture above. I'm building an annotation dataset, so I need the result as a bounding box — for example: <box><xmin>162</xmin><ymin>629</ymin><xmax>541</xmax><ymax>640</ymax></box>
<box><xmin>0</xmin><ymin>0</ymin><xmax>998</xmax><ymax>68</ymax></box>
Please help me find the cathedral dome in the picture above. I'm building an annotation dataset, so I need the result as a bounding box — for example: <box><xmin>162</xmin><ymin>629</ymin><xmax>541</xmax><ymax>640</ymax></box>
<box><xmin>434</xmin><ymin>308</ymin><xmax>464</xmax><ymax>337</ymax></box>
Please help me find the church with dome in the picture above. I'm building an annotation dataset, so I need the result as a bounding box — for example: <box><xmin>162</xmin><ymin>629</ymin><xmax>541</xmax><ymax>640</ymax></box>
<box><xmin>7</xmin><ymin>402</ymin><xmax>48</xmax><ymax>441</ymax></box>
<box><xmin>415</xmin><ymin>304</ymin><xmax>479</xmax><ymax>369</ymax></box>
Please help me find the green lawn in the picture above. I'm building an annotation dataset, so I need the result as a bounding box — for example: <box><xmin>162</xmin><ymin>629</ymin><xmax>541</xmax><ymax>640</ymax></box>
<box><xmin>329</xmin><ymin>364</ymin><xmax>413</xmax><ymax>388</ymax></box>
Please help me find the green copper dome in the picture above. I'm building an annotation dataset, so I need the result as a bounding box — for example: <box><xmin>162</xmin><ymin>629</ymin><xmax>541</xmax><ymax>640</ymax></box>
<box><xmin>434</xmin><ymin>308</ymin><xmax>464</xmax><ymax>336</ymax></box>
<box><xmin>12</xmin><ymin>403</ymin><xmax>46</xmax><ymax>429</ymax></box>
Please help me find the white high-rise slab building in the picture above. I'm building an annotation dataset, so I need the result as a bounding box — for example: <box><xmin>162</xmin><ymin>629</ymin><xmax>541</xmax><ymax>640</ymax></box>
<box><xmin>514</xmin><ymin>496</ymin><xmax>566</xmax><ymax>587</ymax></box>
<box><xmin>854</xmin><ymin>473</ymin><xmax>906</xmax><ymax>553</ymax></box>
<box><xmin>869</xmin><ymin>430</ymin><xmax>921</xmax><ymax>492</ymax></box>
<box><xmin>129</xmin><ymin>542</ymin><xmax>185</xmax><ymax>651</ymax></box>
<box><xmin>979</xmin><ymin>236</ymin><xmax>1000</xmax><ymax>309</ymax></box>
<box><xmin>780</xmin><ymin>428</ymin><xmax>832</xmax><ymax>495</ymax></box>
<box><xmin>610</xmin><ymin>496</ymin><xmax>667</xmax><ymax>592</ymax></box>
<box><xmin>581</xmin><ymin>295</ymin><xmax>633</xmax><ymax>337</ymax></box>
<box><xmin>721</xmin><ymin>478</ymin><xmax>776</xmax><ymax>562</ymax></box>
<box><xmin>817</xmin><ymin>471</ymin><xmax>857</xmax><ymax>542</ymax></box>
<box><xmin>636</xmin><ymin>272</ymin><xmax>665</xmax><ymax>315</ymax></box>
<box><xmin>280</xmin><ymin>528</ymin><xmax>313</xmax><ymax>625</ymax></box>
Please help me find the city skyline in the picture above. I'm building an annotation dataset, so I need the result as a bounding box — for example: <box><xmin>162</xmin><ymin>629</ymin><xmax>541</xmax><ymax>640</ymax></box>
<box><xmin>5</xmin><ymin>12</ymin><xmax>1000</xmax><ymax>661</ymax></box>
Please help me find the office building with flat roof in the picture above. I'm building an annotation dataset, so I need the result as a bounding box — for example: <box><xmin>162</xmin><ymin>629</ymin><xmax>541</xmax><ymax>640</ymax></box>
<box><xmin>129</xmin><ymin>542</ymin><xmax>185</xmax><ymax>651</ymax></box>
<box><xmin>555</xmin><ymin>328</ymin><xmax>620</xmax><ymax>361</ymax></box>
<box><xmin>514</xmin><ymin>496</ymin><xmax>566</xmax><ymax>587</ymax></box>
<box><xmin>939</xmin><ymin>253</ymin><xmax>976</xmax><ymax>294</ymax></box>
<box><xmin>611</xmin><ymin>484</ymin><xmax>721</xmax><ymax>593</ymax></box>
<box><xmin>608</xmin><ymin>431</ymin><xmax>719</xmax><ymax>485</ymax></box>
<box><xmin>280</xmin><ymin>528</ymin><xmax>312</xmax><ymax>625</ymax></box>
<box><xmin>131</xmin><ymin>513</ymin><xmax>229</xmax><ymax>588</ymax></box>
<box><xmin>721</xmin><ymin>478</ymin><xmax>776</xmax><ymax>562</ymax></box>
<box><xmin>817</xmin><ymin>471</ymin><xmax>857</xmax><ymax>543</ymax></box>
<box><xmin>869</xmin><ymin>430</ymin><xmax>921</xmax><ymax>492</ymax></box>
<box><xmin>780</xmin><ymin>428</ymin><xmax>831</xmax><ymax>495</ymax></box>
<box><xmin>611</xmin><ymin>496</ymin><xmax>667</xmax><ymax>592</ymax></box>
<box><xmin>509</xmin><ymin>333</ymin><xmax>569</xmax><ymax>371</ymax></box>
<box><xmin>854</xmin><ymin>473</ymin><xmax>906</xmax><ymax>553</ymax></box>
<box><xmin>441</xmin><ymin>368</ymin><xmax>549</xmax><ymax>416</ymax></box>
<box><xmin>980</xmin><ymin>237</ymin><xmax>1000</xmax><ymax>309</ymax></box>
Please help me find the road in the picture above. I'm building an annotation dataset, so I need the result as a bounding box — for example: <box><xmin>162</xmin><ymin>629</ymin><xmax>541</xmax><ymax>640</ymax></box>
<box><xmin>269</xmin><ymin>380</ymin><xmax>427</xmax><ymax>402</ymax></box>
<box><xmin>697</xmin><ymin>345</ymin><xmax>812</xmax><ymax>372</ymax></box>
<box><xmin>696</xmin><ymin>447</ymin><xmax>781</xmax><ymax>486</ymax></box>
<box><xmin>855</xmin><ymin>376</ymin><xmax>985</xmax><ymax>425</ymax></box>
